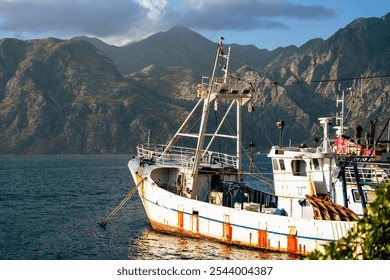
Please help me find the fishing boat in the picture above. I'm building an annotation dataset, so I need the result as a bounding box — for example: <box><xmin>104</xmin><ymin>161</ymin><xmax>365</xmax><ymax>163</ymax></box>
<box><xmin>127</xmin><ymin>38</ymin><xmax>390</xmax><ymax>255</ymax></box>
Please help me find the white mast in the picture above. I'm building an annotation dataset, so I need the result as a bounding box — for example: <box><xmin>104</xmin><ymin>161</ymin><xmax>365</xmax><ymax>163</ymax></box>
<box><xmin>191</xmin><ymin>38</ymin><xmax>224</xmax><ymax>179</ymax></box>
<box><xmin>236</xmin><ymin>97</ymin><xmax>243</xmax><ymax>177</ymax></box>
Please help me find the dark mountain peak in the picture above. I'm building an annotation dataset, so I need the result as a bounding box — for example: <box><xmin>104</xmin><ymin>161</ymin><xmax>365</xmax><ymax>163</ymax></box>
<box><xmin>71</xmin><ymin>35</ymin><xmax>121</xmax><ymax>59</ymax></box>
<box><xmin>72</xmin><ymin>36</ymin><xmax>113</xmax><ymax>48</ymax></box>
<box><xmin>168</xmin><ymin>25</ymin><xmax>191</xmax><ymax>31</ymax></box>
<box><xmin>382</xmin><ymin>11</ymin><xmax>390</xmax><ymax>20</ymax></box>
<box><xmin>323</xmin><ymin>12</ymin><xmax>390</xmax><ymax>73</ymax></box>
<box><xmin>130</xmin><ymin>25</ymin><xmax>213</xmax><ymax>50</ymax></box>
<box><xmin>329</xmin><ymin>12</ymin><xmax>390</xmax><ymax>42</ymax></box>
<box><xmin>299</xmin><ymin>38</ymin><xmax>325</xmax><ymax>51</ymax></box>
<box><xmin>166</xmin><ymin>25</ymin><xmax>206</xmax><ymax>38</ymax></box>
<box><xmin>165</xmin><ymin>25</ymin><xmax>202</xmax><ymax>36</ymax></box>
<box><xmin>108</xmin><ymin>26</ymin><xmax>216</xmax><ymax>75</ymax></box>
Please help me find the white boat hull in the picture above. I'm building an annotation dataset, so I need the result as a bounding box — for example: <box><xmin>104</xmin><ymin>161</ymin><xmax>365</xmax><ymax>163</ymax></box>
<box><xmin>129</xmin><ymin>159</ymin><xmax>356</xmax><ymax>255</ymax></box>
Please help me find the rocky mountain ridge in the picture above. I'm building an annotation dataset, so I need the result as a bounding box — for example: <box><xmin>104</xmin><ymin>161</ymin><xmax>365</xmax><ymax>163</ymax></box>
<box><xmin>0</xmin><ymin>13</ymin><xmax>389</xmax><ymax>154</ymax></box>
<box><xmin>0</xmin><ymin>38</ymin><xmax>189</xmax><ymax>154</ymax></box>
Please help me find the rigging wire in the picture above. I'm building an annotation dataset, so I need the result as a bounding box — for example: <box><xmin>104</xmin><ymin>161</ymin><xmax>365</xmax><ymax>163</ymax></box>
<box><xmin>229</xmin><ymin>53</ymin><xmax>390</xmax><ymax>87</ymax></box>
<box><xmin>212</xmin><ymin>100</ymin><xmax>275</xmax><ymax>189</ymax></box>
<box><xmin>286</xmin><ymin>73</ymin><xmax>390</xmax><ymax>85</ymax></box>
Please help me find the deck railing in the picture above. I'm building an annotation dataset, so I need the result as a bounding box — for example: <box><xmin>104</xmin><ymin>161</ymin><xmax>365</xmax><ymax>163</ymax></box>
<box><xmin>136</xmin><ymin>143</ymin><xmax>238</xmax><ymax>169</ymax></box>
<box><xmin>200</xmin><ymin>76</ymin><xmax>247</xmax><ymax>95</ymax></box>
<box><xmin>344</xmin><ymin>164</ymin><xmax>390</xmax><ymax>185</ymax></box>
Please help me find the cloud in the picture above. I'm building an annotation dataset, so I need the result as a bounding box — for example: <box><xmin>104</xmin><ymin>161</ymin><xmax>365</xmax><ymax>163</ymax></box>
<box><xmin>136</xmin><ymin>0</ymin><xmax>168</xmax><ymax>20</ymax></box>
<box><xmin>173</xmin><ymin>0</ymin><xmax>335</xmax><ymax>30</ymax></box>
<box><xmin>0</xmin><ymin>0</ymin><xmax>336</xmax><ymax>44</ymax></box>
<box><xmin>0</xmin><ymin>0</ymin><xmax>143</xmax><ymax>37</ymax></box>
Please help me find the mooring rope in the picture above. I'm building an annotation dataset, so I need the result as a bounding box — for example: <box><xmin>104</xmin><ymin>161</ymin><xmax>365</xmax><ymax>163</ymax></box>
<box><xmin>99</xmin><ymin>178</ymin><xmax>145</xmax><ymax>227</ymax></box>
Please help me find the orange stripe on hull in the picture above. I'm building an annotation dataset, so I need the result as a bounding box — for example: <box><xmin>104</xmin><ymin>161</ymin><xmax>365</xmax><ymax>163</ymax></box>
<box><xmin>287</xmin><ymin>235</ymin><xmax>298</xmax><ymax>253</ymax></box>
<box><xmin>223</xmin><ymin>222</ymin><xmax>232</xmax><ymax>242</ymax></box>
<box><xmin>178</xmin><ymin>211</ymin><xmax>184</xmax><ymax>228</ymax></box>
<box><xmin>257</xmin><ymin>229</ymin><xmax>268</xmax><ymax>248</ymax></box>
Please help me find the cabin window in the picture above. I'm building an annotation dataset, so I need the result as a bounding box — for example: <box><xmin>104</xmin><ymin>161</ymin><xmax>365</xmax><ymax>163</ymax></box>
<box><xmin>352</xmin><ymin>189</ymin><xmax>375</xmax><ymax>203</ymax></box>
<box><xmin>312</xmin><ymin>159</ymin><xmax>320</xmax><ymax>170</ymax></box>
<box><xmin>272</xmin><ymin>159</ymin><xmax>279</xmax><ymax>171</ymax></box>
<box><xmin>291</xmin><ymin>160</ymin><xmax>307</xmax><ymax>176</ymax></box>
<box><xmin>279</xmin><ymin>159</ymin><xmax>285</xmax><ymax>171</ymax></box>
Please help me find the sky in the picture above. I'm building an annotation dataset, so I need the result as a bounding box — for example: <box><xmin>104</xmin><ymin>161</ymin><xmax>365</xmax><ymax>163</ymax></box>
<box><xmin>0</xmin><ymin>0</ymin><xmax>389</xmax><ymax>50</ymax></box>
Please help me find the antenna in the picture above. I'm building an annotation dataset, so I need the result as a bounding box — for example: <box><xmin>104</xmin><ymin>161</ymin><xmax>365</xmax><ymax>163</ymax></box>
<box><xmin>334</xmin><ymin>85</ymin><xmax>351</xmax><ymax>136</ymax></box>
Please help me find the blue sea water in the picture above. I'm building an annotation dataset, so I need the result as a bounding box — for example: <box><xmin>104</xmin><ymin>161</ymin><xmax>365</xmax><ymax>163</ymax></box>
<box><xmin>0</xmin><ymin>154</ymin><xmax>297</xmax><ymax>260</ymax></box>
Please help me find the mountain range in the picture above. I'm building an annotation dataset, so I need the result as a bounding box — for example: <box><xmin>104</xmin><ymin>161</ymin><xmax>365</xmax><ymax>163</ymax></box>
<box><xmin>0</xmin><ymin>13</ymin><xmax>389</xmax><ymax>155</ymax></box>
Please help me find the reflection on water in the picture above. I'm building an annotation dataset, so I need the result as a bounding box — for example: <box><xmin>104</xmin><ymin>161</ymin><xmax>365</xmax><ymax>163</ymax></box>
<box><xmin>131</xmin><ymin>228</ymin><xmax>300</xmax><ymax>260</ymax></box>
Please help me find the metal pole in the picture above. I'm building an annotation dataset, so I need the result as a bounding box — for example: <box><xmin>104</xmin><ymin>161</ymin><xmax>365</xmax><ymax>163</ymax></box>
<box><xmin>352</xmin><ymin>162</ymin><xmax>367</xmax><ymax>216</ymax></box>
